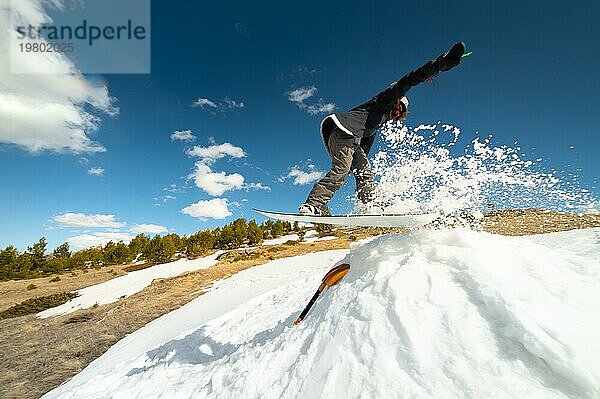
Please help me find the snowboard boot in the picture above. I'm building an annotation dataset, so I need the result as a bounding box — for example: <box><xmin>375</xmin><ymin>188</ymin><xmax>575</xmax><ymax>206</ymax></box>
<box><xmin>299</xmin><ymin>203</ymin><xmax>330</xmax><ymax>216</ymax></box>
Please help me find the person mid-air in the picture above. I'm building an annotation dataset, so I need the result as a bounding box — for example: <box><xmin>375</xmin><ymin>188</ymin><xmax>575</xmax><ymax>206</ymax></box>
<box><xmin>299</xmin><ymin>42</ymin><xmax>466</xmax><ymax>216</ymax></box>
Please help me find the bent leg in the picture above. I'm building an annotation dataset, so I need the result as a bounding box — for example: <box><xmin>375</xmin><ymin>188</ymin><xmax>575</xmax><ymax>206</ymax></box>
<box><xmin>351</xmin><ymin>146</ymin><xmax>376</xmax><ymax>204</ymax></box>
<box><xmin>305</xmin><ymin>129</ymin><xmax>355</xmax><ymax>211</ymax></box>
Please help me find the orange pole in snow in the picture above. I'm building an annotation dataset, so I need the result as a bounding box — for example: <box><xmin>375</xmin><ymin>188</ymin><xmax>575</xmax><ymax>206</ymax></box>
<box><xmin>294</xmin><ymin>263</ymin><xmax>350</xmax><ymax>325</ymax></box>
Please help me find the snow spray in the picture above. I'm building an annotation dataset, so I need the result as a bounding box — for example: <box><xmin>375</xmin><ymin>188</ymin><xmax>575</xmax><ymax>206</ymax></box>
<box><xmin>365</xmin><ymin>121</ymin><xmax>597</xmax><ymax>217</ymax></box>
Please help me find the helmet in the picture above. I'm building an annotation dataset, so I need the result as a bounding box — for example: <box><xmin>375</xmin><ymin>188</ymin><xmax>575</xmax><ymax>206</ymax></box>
<box><xmin>388</xmin><ymin>96</ymin><xmax>409</xmax><ymax>121</ymax></box>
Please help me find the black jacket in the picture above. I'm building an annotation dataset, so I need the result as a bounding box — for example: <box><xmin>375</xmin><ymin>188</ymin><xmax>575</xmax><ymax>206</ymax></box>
<box><xmin>320</xmin><ymin>47</ymin><xmax>461</xmax><ymax>155</ymax></box>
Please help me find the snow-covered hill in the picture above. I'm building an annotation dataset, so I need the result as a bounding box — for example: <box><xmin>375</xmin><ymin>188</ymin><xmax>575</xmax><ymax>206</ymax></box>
<box><xmin>43</xmin><ymin>228</ymin><xmax>600</xmax><ymax>399</ymax></box>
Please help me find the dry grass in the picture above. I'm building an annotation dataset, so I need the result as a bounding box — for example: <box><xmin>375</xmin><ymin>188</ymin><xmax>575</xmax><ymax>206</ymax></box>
<box><xmin>1</xmin><ymin>211</ymin><xmax>599</xmax><ymax>398</ymax></box>
<box><xmin>0</xmin><ymin>292</ymin><xmax>78</xmax><ymax>320</ymax></box>
<box><xmin>482</xmin><ymin>208</ymin><xmax>600</xmax><ymax>235</ymax></box>
<box><xmin>0</xmin><ymin>265</ymin><xmax>130</xmax><ymax>313</ymax></box>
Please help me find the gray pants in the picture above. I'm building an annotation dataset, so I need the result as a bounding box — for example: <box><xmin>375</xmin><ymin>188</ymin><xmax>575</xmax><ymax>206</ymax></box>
<box><xmin>306</xmin><ymin>128</ymin><xmax>376</xmax><ymax>210</ymax></box>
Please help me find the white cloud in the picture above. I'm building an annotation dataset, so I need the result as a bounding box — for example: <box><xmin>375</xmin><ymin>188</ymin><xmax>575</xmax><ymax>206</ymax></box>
<box><xmin>68</xmin><ymin>232</ymin><xmax>135</xmax><ymax>250</ymax></box>
<box><xmin>280</xmin><ymin>165</ymin><xmax>325</xmax><ymax>185</ymax></box>
<box><xmin>186</xmin><ymin>142</ymin><xmax>246</xmax><ymax>164</ymax></box>
<box><xmin>286</xmin><ymin>86</ymin><xmax>335</xmax><ymax>115</ymax></box>
<box><xmin>54</xmin><ymin>213</ymin><xmax>125</xmax><ymax>228</ymax></box>
<box><xmin>244</xmin><ymin>182</ymin><xmax>271</xmax><ymax>191</ymax></box>
<box><xmin>88</xmin><ymin>167</ymin><xmax>104</xmax><ymax>176</ymax></box>
<box><xmin>170</xmin><ymin>129</ymin><xmax>196</xmax><ymax>142</ymax></box>
<box><xmin>192</xmin><ymin>98</ymin><xmax>217</xmax><ymax>109</ymax></box>
<box><xmin>130</xmin><ymin>224</ymin><xmax>168</xmax><ymax>235</ymax></box>
<box><xmin>153</xmin><ymin>194</ymin><xmax>176</xmax><ymax>207</ymax></box>
<box><xmin>304</xmin><ymin>101</ymin><xmax>336</xmax><ymax>115</ymax></box>
<box><xmin>157</xmin><ymin>194</ymin><xmax>176</xmax><ymax>201</ymax></box>
<box><xmin>189</xmin><ymin>162</ymin><xmax>244</xmax><ymax>196</ymax></box>
<box><xmin>164</xmin><ymin>183</ymin><xmax>185</xmax><ymax>194</ymax></box>
<box><xmin>181</xmin><ymin>198</ymin><xmax>232</xmax><ymax>220</ymax></box>
<box><xmin>0</xmin><ymin>0</ymin><xmax>117</xmax><ymax>154</ymax></box>
<box><xmin>288</xmin><ymin>86</ymin><xmax>317</xmax><ymax>103</ymax></box>
<box><xmin>192</xmin><ymin>96</ymin><xmax>245</xmax><ymax>112</ymax></box>
<box><xmin>224</xmin><ymin>97</ymin><xmax>245</xmax><ymax>109</ymax></box>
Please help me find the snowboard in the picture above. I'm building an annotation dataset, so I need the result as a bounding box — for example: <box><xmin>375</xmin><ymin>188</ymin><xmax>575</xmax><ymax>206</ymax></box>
<box><xmin>253</xmin><ymin>209</ymin><xmax>439</xmax><ymax>228</ymax></box>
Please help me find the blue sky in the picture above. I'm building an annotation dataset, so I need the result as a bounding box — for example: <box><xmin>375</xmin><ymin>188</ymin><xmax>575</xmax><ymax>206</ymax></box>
<box><xmin>1</xmin><ymin>0</ymin><xmax>599</xmax><ymax>250</ymax></box>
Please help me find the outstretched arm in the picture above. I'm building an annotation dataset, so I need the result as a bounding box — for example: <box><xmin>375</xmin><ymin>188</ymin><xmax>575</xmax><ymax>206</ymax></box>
<box><xmin>352</xmin><ymin>42</ymin><xmax>465</xmax><ymax>113</ymax></box>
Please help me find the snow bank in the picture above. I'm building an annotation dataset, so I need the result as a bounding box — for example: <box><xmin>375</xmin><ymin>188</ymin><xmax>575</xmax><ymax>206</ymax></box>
<box><xmin>38</xmin><ymin>252</ymin><xmax>222</xmax><ymax>318</ymax></box>
<box><xmin>43</xmin><ymin>229</ymin><xmax>600</xmax><ymax>399</ymax></box>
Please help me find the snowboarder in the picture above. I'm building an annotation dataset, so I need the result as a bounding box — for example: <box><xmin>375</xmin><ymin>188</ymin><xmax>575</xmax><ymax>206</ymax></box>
<box><xmin>299</xmin><ymin>42</ymin><xmax>466</xmax><ymax>216</ymax></box>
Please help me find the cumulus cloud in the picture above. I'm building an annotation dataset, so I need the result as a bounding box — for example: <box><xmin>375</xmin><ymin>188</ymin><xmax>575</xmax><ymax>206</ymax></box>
<box><xmin>192</xmin><ymin>98</ymin><xmax>217</xmax><ymax>109</ymax></box>
<box><xmin>186</xmin><ymin>142</ymin><xmax>246</xmax><ymax>164</ymax></box>
<box><xmin>286</xmin><ymin>86</ymin><xmax>335</xmax><ymax>115</ymax></box>
<box><xmin>0</xmin><ymin>0</ymin><xmax>117</xmax><ymax>154</ymax></box>
<box><xmin>68</xmin><ymin>232</ymin><xmax>135</xmax><ymax>250</ymax></box>
<box><xmin>192</xmin><ymin>96</ymin><xmax>245</xmax><ymax>112</ymax></box>
<box><xmin>189</xmin><ymin>162</ymin><xmax>245</xmax><ymax>196</ymax></box>
<box><xmin>170</xmin><ymin>130</ymin><xmax>196</xmax><ymax>142</ymax></box>
<box><xmin>304</xmin><ymin>101</ymin><xmax>336</xmax><ymax>115</ymax></box>
<box><xmin>244</xmin><ymin>182</ymin><xmax>271</xmax><ymax>191</ymax></box>
<box><xmin>130</xmin><ymin>224</ymin><xmax>168</xmax><ymax>234</ymax></box>
<box><xmin>183</xmin><ymin>141</ymin><xmax>268</xmax><ymax>197</ymax></box>
<box><xmin>88</xmin><ymin>167</ymin><xmax>104</xmax><ymax>176</ymax></box>
<box><xmin>288</xmin><ymin>86</ymin><xmax>317</xmax><ymax>103</ymax></box>
<box><xmin>54</xmin><ymin>213</ymin><xmax>126</xmax><ymax>228</ymax></box>
<box><xmin>280</xmin><ymin>164</ymin><xmax>325</xmax><ymax>185</ymax></box>
<box><xmin>181</xmin><ymin>198</ymin><xmax>232</xmax><ymax>220</ymax></box>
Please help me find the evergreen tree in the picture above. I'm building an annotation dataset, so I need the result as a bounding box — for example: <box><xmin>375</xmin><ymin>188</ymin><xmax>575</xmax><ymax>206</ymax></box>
<box><xmin>0</xmin><ymin>245</ymin><xmax>18</xmax><ymax>280</ymax></box>
<box><xmin>143</xmin><ymin>236</ymin><xmax>161</xmax><ymax>262</ymax></box>
<box><xmin>16</xmin><ymin>252</ymin><xmax>34</xmax><ymax>276</ymax></box>
<box><xmin>129</xmin><ymin>234</ymin><xmax>150</xmax><ymax>259</ymax></box>
<box><xmin>43</xmin><ymin>242</ymin><xmax>71</xmax><ymax>273</ymax></box>
<box><xmin>218</xmin><ymin>225</ymin><xmax>236</xmax><ymax>249</ymax></box>
<box><xmin>247</xmin><ymin>220</ymin><xmax>263</xmax><ymax>245</ymax></box>
<box><xmin>232</xmin><ymin>218</ymin><xmax>248</xmax><ymax>246</ymax></box>
<box><xmin>27</xmin><ymin>237</ymin><xmax>47</xmax><ymax>271</ymax></box>
<box><xmin>271</xmin><ymin>221</ymin><xmax>284</xmax><ymax>237</ymax></box>
<box><xmin>114</xmin><ymin>242</ymin><xmax>132</xmax><ymax>263</ymax></box>
<box><xmin>164</xmin><ymin>234</ymin><xmax>184</xmax><ymax>254</ymax></box>
<box><xmin>82</xmin><ymin>247</ymin><xmax>103</xmax><ymax>268</ymax></box>
<box><xmin>159</xmin><ymin>235</ymin><xmax>177</xmax><ymax>263</ymax></box>
<box><xmin>186</xmin><ymin>230</ymin><xmax>216</xmax><ymax>257</ymax></box>
<box><xmin>103</xmin><ymin>241</ymin><xmax>132</xmax><ymax>265</ymax></box>
<box><xmin>53</xmin><ymin>242</ymin><xmax>71</xmax><ymax>260</ymax></box>
<box><xmin>103</xmin><ymin>241</ymin><xmax>118</xmax><ymax>264</ymax></box>
<box><xmin>315</xmin><ymin>223</ymin><xmax>333</xmax><ymax>236</ymax></box>
<box><xmin>0</xmin><ymin>245</ymin><xmax>18</xmax><ymax>268</ymax></box>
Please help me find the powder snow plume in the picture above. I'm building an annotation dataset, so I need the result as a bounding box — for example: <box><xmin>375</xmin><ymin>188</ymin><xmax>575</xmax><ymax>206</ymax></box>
<box><xmin>365</xmin><ymin>121</ymin><xmax>596</xmax><ymax>215</ymax></box>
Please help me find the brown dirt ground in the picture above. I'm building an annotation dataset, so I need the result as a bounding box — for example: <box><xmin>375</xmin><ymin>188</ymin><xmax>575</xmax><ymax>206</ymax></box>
<box><xmin>1</xmin><ymin>211</ymin><xmax>599</xmax><ymax>399</ymax></box>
